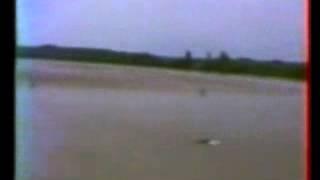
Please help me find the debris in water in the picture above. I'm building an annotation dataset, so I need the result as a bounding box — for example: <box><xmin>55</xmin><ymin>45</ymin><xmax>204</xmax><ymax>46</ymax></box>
<box><xmin>30</xmin><ymin>81</ymin><xmax>35</xmax><ymax>88</ymax></box>
<box><xmin>198</xmin><ymin>88</ymin><xmax>207</xmax><ymax>97</ymax></box>
<box><xmin>196</xmin><ymin>138</ymin><xmax>221</xmax><ymax>146</ymax></box>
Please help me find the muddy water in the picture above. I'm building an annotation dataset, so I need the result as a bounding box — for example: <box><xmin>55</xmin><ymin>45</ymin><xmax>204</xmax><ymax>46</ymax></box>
<box><xmin>16</xmin><ymin>59</ymin><xmax>304</xmax><ymax>180</ymax></box>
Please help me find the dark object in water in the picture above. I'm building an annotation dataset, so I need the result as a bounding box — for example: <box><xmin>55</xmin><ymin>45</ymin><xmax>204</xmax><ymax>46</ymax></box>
<box><xmin>30</xmin><ymin>72</ymin><xmax>36</xmax><ymax>87</ymax></box>
<box><xmin>196</xmin><ymin>138</ymin><xmax>211</xmax><ymax>144</ymax></box>
<box><xmin>196</xmin><ymin>138</ymin><xmax>221</xmax><ymax>146</ymax></box>
<box><xmin>198</xmin><ymin>88</ymin><xmax>207</xmax><ymax>96</ymax></box>
<box><xmin>30</xmin><ymin>81</ymin><xmax>35</xmax><ymax>87</ymax></box>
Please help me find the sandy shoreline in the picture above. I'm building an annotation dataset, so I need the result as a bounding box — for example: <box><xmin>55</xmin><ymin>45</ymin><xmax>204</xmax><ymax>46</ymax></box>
<box><xmin>16</xmin><ymin>59</ymin><xmax>304</xmax><ymax>180</ymax></box>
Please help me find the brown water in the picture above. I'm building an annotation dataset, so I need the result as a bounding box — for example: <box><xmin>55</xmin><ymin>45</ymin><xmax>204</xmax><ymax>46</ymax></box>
<box><xmin>16</xmin><ymin>59</ymin><xmax>304</xmax><ymax>180</ymax></box>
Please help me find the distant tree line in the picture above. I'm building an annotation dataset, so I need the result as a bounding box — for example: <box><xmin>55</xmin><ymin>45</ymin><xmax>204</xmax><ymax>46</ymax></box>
<box><xmin>16</xmin><ymin>45</ymin><xmax>305</xmax><ymax>81</ymax></box>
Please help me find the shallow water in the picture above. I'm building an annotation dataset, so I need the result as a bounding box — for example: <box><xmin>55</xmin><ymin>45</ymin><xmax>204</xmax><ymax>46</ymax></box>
<box><xmin>16</xmin><ymin>59</ymin><xmax>304</xmax><ymax>180</ymax></box>
<box><xmin>16</xmin><ymin>60</ymin><xmax>34</xmax><ymax>180</ymax></box>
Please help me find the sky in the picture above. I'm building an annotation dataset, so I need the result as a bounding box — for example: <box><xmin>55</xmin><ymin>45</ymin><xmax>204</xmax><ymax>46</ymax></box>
<box><xmin>17</xmin><ymin>0</ymin><xmax>304</xmax><ymax>62</ymax></box>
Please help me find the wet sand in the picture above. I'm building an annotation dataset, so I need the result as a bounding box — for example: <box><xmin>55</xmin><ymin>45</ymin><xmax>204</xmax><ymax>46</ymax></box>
<box><xmin>16</xmin><ymin>59</ymin><xmax>304</xmax><ymax>180</ymax></box>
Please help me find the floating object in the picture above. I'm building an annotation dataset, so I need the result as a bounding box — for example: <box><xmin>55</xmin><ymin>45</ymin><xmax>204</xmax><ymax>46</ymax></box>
<box><xmin>208</xmin><ymin>140</ymin><xmax>221</xmax><ymax>146</ymax></box>
<box><xmin>198</xmin><ymin>88</ymin><xmax>207</xmax><ymax>97</ymax></box>
<box><xmin>30</xmin><ymin>81</ymin><xmax>35</xmax><ymax>88</ymax></box>
<box><xmin>196</xmin><ymin>138</ymin><xmax>221</xmax><ymax>146</ymax></box>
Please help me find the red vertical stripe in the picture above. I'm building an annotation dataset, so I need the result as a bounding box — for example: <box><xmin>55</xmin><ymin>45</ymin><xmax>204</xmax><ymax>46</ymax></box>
<box><xmin>304</xmin><ymin>0</ymin><xmax>310</xmax><ymax>180</ymax></box>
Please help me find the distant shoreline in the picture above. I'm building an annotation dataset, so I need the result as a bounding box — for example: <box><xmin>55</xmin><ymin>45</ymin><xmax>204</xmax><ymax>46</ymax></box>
<box><xmin>16</xmin><ymin>45</ymin><xmax>305</xmax><ymax>81</ymax></box>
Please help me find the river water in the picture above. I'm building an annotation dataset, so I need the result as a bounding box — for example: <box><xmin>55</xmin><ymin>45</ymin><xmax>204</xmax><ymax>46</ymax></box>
<box><xmin>16</xmin><ymin>59</ymin><xmax>305</xmax><ymax>180</ymax></box>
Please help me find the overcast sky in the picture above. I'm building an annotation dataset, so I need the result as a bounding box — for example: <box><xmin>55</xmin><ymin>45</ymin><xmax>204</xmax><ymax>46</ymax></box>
<box><xmin>17</xmin><ymin>0</ymin><xmax>304</xmax><ymax>61</ymax></box>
